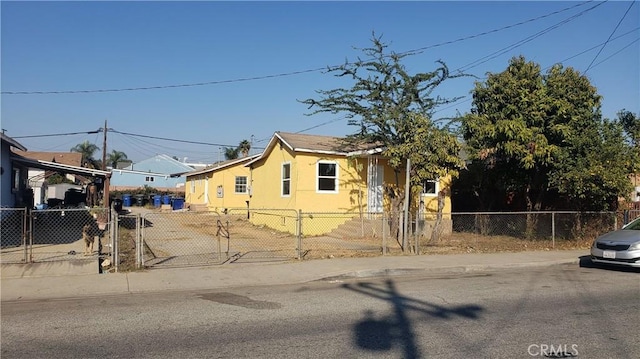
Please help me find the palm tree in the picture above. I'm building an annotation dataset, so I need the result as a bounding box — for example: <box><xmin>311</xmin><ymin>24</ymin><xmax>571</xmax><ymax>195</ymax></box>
<box><xmin>238</xmin><ymin>139</ymin><xmax>251</xmax><ymax>157</ymax></box>
<box><xmin>106</xmin><ymin>150</ymin><xmax>129</xmax><ymax>169</ymax></box>
<box><xmin>224</xmin><ymin>147</ymin><xmax>239</xmax><ymax>160</ymax></box>
<box><xmin>71</xmin><ymin>141</ymin><xmax>100</xmax><ymax>168</ymax></box>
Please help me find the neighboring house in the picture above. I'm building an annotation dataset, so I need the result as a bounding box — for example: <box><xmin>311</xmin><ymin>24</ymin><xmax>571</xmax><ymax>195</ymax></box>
<box><xmin>109</xmin><ymin>154</ymin><xmax>194</xmax><ymax>193</ymax></box>
<box><xmin>185</xmin><ymin>155</ymin><xmax>260</xmax><ymax>211</ymax></box>
<box><xmin>12</xmin><ymin>150</ymin><xmax>84</xmax><ymax>206</ymax></box>
<box><xmin>1</xmin><ymin>133</ymin><xmax>28</xmax><ymax>208</ymax></box>
<box><xmin>242</xmin><ymin>131</ymin><xmax>451</xmax><ymax>235</ymax></box>
<box><xmin>2</xmin><ymin>134</ymin><xmax>111</xmax><ymax>208</ymax></box>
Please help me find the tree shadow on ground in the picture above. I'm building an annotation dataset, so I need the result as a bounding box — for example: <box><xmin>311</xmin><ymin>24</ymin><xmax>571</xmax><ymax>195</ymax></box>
<box><xmin>344</xmin><ymin>279</ymin><xmax>484</xmax><ymax>359</ymax></box>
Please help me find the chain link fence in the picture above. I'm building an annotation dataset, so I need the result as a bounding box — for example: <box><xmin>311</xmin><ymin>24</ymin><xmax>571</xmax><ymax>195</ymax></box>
<box><xmin>141</xmin><ymin>211</ymin><xmax>225</xmax><ymax>268</ymax></box>
<box><xmin>299</xmin><ymin>212</ymin><xmax>393</xmax><ymax>259</ymax></box>
<box><xmin>0</xmin><ymin>207</ymin><xmax>111</xmax><ymax>265</ymax></box>
<box><xmin>225</xmin><ymin>208</ymin><xmax>300</xmax><ymax>262</ymax></box>
<box><xmin>30</xmin><ymin>208</ymin><xmax>111</xmax><ymax>263</ymax></box>
<box><xmin>4</xmin><ymin>207</ymin><xmax>635</xmax><ymax>271</ymax></box>
<box><xmin>1</xmin><ymin>208</ymin><xmax>27</xmax><ymax>263</ymax></box>
<box><xmin>416</xmin><ymin>211</ymin><xmax>618</xmax><ymax>253</ymax></box>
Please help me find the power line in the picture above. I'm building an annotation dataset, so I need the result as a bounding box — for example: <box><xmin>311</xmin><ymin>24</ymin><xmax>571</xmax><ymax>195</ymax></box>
<box><xmin>12</xmin><ymin>129</ymin><xmax>101</xmax><ymax>138</ymax></box>
<box><xmin>109</xmin><ymin>129</ymin><xmax>239</xmax><ymax>147</ymax></box>
<box><xmin>454</xmin><ymin>0</ymin><xmax>607</xmax><ymax>74</ymax></box>
<box><xmin>398</xmin><ymin>0</ymin><xmax>596</xmax><ymax>57</ymax></box>
<box><xmin>1</xmin><ymin>1</ymin><xmax>595</xmax><ymax>96</ymax></box>
<box><xmin>584</xmin><ymin>1</ymin><xmax>636</xmax><ymax>74</ymax></box>
<box><xmin>542</xmin><ymin>27</ymin><xmax>639</xmax><ymax>71</ymax></box>
<box><xmin>591</xmin><ymin>36</ymin><xmax>640</xmax><ymax>69</ymax></box>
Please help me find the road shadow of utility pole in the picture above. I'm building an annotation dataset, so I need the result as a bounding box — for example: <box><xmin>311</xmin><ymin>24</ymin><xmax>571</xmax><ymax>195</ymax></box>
<box><xmin>344</xmin><ymin>279</ymin><xmax>484</xmax><ymax>359</ymax></box>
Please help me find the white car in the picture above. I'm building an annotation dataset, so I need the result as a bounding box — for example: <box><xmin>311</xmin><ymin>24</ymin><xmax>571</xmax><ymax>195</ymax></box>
<box><xmin>590</xmin><ymin>216</ymin><xmax>640</xmax><ymax>268</ymax></box>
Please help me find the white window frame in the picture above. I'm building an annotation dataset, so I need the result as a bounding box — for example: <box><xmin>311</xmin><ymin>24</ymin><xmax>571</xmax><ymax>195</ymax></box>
<box><xmin>235</xmin><ymin>176</ymin><xmax>248</xmax><ymax>194</ymax></box>
<box><xmin>190</xmin><ymin>178</ymin><xmax>195</xmax><ymax>194</ymax></box>
<box><xmin>422</xmin><ymin>179</ymin><xmax>439</xmax><ymax>197</ymax></box>
<box><xmin>281</xmin><ymin>162</ymin><xmax>291</xmax><ymax>197</ymax></box>
<box><xmin>316</xmin><ymin>161</ymin><xmax>338</xmax><ymax>193</ymax></box>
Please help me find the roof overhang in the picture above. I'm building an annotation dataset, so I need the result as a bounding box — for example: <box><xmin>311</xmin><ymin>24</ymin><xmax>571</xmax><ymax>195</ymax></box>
<box><xmin>11</xmin><ymin>155</ymin><xmax>111</xmax><ymax>178</ymax></box>
<box><xmin>1</xmin><ymin>133</ymin><xmax>27</xmax><ymax>151</ymax></box>
<box><xmin>188</xmin><ymin>154</ymin><xmax>260</xmax><ymax>176</ymax></box>
<box><xmin>347</xmin><ymin>147</ymin><xmax>385</xmax><ymax>156</ymax></box>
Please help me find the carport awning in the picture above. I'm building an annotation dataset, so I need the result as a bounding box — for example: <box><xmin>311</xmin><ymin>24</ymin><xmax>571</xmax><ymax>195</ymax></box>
<box><xmin>11</xmin><ymin>155</ymin><xmax>111</xmax><ymax>178</ymax></box>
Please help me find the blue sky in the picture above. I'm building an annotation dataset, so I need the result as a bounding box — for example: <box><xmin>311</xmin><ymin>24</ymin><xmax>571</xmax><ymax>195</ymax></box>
<box><xmin>2</xmin><ymin>1</ymin><xmax>639</xmax><ymax>164</ymax></box>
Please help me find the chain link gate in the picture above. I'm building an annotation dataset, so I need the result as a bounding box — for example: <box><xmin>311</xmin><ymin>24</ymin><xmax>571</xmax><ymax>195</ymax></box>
<box><xmin>141</xmin><ymin>211</ymin><xmax>226</xmax><ymax>268</ymax></box>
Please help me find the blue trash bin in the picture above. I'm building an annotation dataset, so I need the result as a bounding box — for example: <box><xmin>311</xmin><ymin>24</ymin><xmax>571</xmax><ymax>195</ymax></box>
<box><xmin>153</xmin><ymin>195</ymin><xmax>161</xmax><ymax>208</ymax></box>
<box><xmin>122</xmin><ymin>194</ymin><xmax>132</xmax><ymax>207</ymax></box>
<box><xmin>162</xmin><ymin>194</ymin><xmax>171</xmax><ymax>205</ymax></box>
<box><xmin>172</xmin><ymin>197</ymin><xmax>185</xmax><ymax>210</ymax></box>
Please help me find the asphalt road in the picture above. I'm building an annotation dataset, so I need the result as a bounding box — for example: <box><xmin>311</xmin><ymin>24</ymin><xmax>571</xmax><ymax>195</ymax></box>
<box><xmin>2</xmin><ymin>264</ymin><xmax>638</xmax><ymax>359</ymax></box>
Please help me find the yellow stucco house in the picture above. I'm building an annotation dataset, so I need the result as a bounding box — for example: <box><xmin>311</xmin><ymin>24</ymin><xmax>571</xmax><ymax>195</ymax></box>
<box><xmin>185</xmin><ymin>154</ymin><xmax>259</xmax><ymax>212</ymax></box>
<box><xmin>185</xmin><ymin>131</ymin><xmax>453</xmax><ymax>237</ymax></box>
<box><xmin>243</xmin><ymin>132</ymin><xmax>452</xmax><ymax>236</ymax></box>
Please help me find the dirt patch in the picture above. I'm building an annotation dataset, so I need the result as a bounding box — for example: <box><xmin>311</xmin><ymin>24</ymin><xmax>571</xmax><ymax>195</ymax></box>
<box><xmin>115</xmin><ymin>212</ymin><xmax>594</xmax><ymax>269</ymax></box>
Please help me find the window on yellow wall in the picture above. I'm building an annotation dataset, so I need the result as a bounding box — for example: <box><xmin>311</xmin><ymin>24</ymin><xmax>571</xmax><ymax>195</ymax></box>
<box><xmin>282</xmin><ymin>163</ymin><xmax>291</xmax><ymax>196</ymax></box>
<box><xmin>317</xmin><ymin>161</ymin><xmax>338</xmax><ymax>193</ymax></box>
<box><xmin>190</xmin><ymin>179</ymin><xmax>195</xmax><ymax>194</ymax></box>
<box><xmin>422</xmin><ymin>179</ymin><xmax>439</xmax><ymax>196</ymax></box>
<box><xmin>235</xmin><ymin>176</ymin><xmax>248</xmax><ymax>194</ymax></box>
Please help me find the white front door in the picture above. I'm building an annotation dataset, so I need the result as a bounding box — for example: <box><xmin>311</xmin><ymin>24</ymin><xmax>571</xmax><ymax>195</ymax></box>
<box><xmin>367</xmin><ymin>161</ymin><xmax>384</xmax><ymax>213</ymax></box>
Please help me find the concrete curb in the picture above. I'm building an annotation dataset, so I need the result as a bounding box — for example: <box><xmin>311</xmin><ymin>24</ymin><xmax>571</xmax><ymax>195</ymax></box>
<box><xmin>318</xmin><ymin>258</ymin><xmax>581</xmax><ymax>281</ymax></box>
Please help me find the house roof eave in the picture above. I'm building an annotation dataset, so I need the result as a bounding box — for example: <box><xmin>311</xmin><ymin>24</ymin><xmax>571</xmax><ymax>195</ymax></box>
<box><xmin>11</xmin><ymin>155</ymin><xmax>111</xmax><ymax>178</ymax></box>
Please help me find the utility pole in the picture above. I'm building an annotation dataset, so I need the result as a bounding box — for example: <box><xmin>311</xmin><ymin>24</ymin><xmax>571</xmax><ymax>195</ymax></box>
<box><xmin>102</xmin><ymin>120</ymin><xmax>107</xmax><ymax>170</ymax></box>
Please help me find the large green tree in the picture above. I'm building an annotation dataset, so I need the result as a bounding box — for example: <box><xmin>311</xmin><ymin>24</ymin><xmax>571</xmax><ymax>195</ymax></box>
<box><xmin>301</xmin><ymin>35</ymin><xmax>464</xmax><ymax>247</ymax></box>
<box><xmin>71</xmin><ymin>140</ymin><xmax>100</xmax><ymax>169</ymax></box>
<box><xmin>461</xmin><ymin>56</ymin><xmax>631</xmax><ymax>215</ymax></box>
<box><xmin>617</xmin><ymin>109</ymin><xmax>640</xmax><ymax>175</ymax></box>
<box><xmin>301</xmin><ymin>35</ymin><xmax>464</xmax><ymax>187</ymax></box>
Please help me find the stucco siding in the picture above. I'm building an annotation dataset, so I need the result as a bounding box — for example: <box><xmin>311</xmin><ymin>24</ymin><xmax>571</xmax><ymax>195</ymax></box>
<box><xmin>186</xmin><ymin>173</ymin><xmax>209</xmax><ymax>206</ymax></box>
<box><xmin>209</xmin><ymin>162</ymin><xmax>252</xmax><ymax>210</ymax></box>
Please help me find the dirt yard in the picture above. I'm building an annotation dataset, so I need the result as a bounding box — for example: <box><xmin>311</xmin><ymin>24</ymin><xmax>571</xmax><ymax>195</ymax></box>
<box><xmin>116</xmin><ymin>211</ymin><xmax>595</xmax><ymax>269</ymax></box>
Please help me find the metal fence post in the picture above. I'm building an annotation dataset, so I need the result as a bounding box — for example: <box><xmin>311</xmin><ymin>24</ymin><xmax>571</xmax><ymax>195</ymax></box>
<box><xmin>111</xmin><ymin>209</ymin><xmax>118</xmax><ymax>273</ymax></box>
<box><xmin>21</xmin><ymin>209</ymin><xmax>28</xmax><ymax>263</ymax></box>
<box><xmin>139</xmin><ymin>214</ymin><xmax>144</xmax><ymax>268</ymax></box>
<box><xmin>297</xmin><ymin>210</ymin><xmax>302</xmax><ymax>260</ymax></box>
<box><xmin>382</xmin><ymin>213</ymin><xmax>387</xmax><ymax>256</ymax></box>
<box><xmin>28</xmin><ymin>210</ymin><xmax>34</xmax><ymax>263</ymax></box>
<box><xmin>551</xmin><ymin>212</ymin><xmax>555</xmax><ymax>249</ymax></box>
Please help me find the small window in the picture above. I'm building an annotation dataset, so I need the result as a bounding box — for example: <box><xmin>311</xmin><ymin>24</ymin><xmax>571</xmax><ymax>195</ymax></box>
<box><xmin>190</xmin><ymin>179</ymin><xmax>195</xmax><ymax>194</ymax></box>
<box><xmin>422</xmin><ymin>179</ymin><xmax>438</xmax><ymax>196</ymax></box>
<box><xmin>235</xmin><ymin>176</ymin><xmax>248</xmax><ymax>194</ymax></box>
<box><xmin>145</xmin><ymin>176</ymin><xmax>155</xmax><ymax>182</ymax></box>
<box><xmin>282</xmin><ymin>163</ymin><xmax>291</xmax><ymax>196</ymax></box>
<box><xmin>317</xmin><ymin>161</ymin><xmax>337</xmax><ymax>193</ymax></box>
